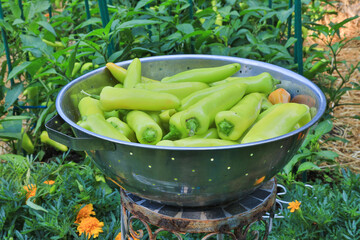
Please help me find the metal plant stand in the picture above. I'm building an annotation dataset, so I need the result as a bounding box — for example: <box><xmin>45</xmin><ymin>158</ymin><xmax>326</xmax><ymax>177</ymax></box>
<box><xmin>120</xmin><ymin>178</ymin><xmax>277</xmax><ymax>240</ymax></box>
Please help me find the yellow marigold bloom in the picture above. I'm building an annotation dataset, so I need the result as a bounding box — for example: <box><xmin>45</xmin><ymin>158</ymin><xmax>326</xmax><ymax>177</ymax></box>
<box><xmin>44</xmin><ymin>180</ymin><xmax>55</xmax><ymax>185</ymax></box>
<box><xmin>288</xmin><ymin>200</ymin><xmax>301</xmax><ymax>212</ymax></box>
<box><xmin>75</xmin><ymin>204</ymin><xmax>96</xmax><ymax>224</ymax></box>
<box><xmin>77</xmin><ymin>217</ymin><xmax>104</xmax><ymax>239</ymax></box>
<box><xmin>23</xmin><ymin>184</ymin><xmax>37</xmax><ymax>201</ymax></box>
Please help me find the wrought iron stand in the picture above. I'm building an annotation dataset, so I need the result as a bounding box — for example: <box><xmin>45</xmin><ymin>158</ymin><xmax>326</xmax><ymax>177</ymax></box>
<box><xmin>120</xmin><ymin>178</ymin><xmax>277</xmax><ymax>240</ymax></box>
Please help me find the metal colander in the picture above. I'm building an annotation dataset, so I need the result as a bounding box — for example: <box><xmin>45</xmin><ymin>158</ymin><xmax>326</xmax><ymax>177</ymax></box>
<box><xmin>46</xmin><ymin>55</ymin><xmax>326</xmax><ymax>207</ymax></box>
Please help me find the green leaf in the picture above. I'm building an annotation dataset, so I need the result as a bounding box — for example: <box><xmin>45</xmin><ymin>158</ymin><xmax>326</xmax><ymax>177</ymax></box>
<box><xmin>0</xmin><ymin>118</ymin><xmax>22</xmax><ymax>139</ymax></box>
<box><xmin>135</xmin><ymin>0</ymin><xmax>154</xmax><ymax>10</ymax></box>
<box><xmin>285</xmin><ymin>37</ymin><xmax>297</xmax><ymax>49</ymax></box>
<box><xmin>7</xmin><ymin>62</ymin><xmax>31</xmax><ymax>80</ymax></box>
<box><xmin>65</xmin><ymin>41</ymin><xmax>80</xmax><ymax>78</ymax></box>
<box><xmin>38</xmin><ymin>21</ymin><xmax>57</xmax><ymax>37</ymax></box>
<box><xmin>74</xmin><ymin>18</ymin><xmax>102</xmax><ymax>31</ymax></box>
<box><xmin>331</xmin><ymin>16</ymin><xmax>359</xmax><ymax>32</ymax></box>
<box><xmin>176</xmin><ymin>23</ymin><xmax>194</xmax><ymax>35</ymax></box>
<box><xmin>283</xmin><ymin>150</ymin><xmax>312</xmax><ymax>174</ymax></box>
<box><xmin>26</xmin><ymin>199</ymin><xmax>48</xmax><ymax>213</ymax></box>
<box><xmin>297</xmin><ymin>162</ymin><xmax>321</xmax><ymax>173</ymax></box>
<box><xmin>4</xmin><ymin>83</ymin><xmax>24</xmax><ymax>110</ymax></box>
<box><xmin>27</xmin><ymin>57</ymin><xmax>48</xmax><ymax>76</ymax></box>
<box><xmin>8</xmin><ymin>1</ymin><xmax>22</xmax><ymax>18</ymax></box>
<box><xmin>131</xmin><ymin>47</ymin><xmax>158</xmax><ymax>54</ymax></box>
<box><xmin>276</xmin><ymin>6</ymin><xmax>294</xmax><ymax>23</ymax></box>
<box><xmin>0</xmin><ymin>154</ymin><xmax>28</xmax><ymax>174</ymax></box>
<box><xmin>314</xmin><ymin>120</ymin><xmax>333</xmax><ymax>138</ymax></box>
<box><xmin>245</xmin><ymin>32</ymin><xmax>259</xmax><ymax>45</ymax></box>
<box><xmin>0</xmin><ymin>116</ymin><xmax>31</xmax><ymax>121</ymax></box>
<box><xmin>315</xmin><ymin>150</ymin><xmax>339</xmax><ymax>160</ymax></box>
<box><xmin>116</xmin><ymin>20</ymin><xmax>161</xmax><ymax>30</ymax></box>
<box><xmin>20</xmin><ymin>35</ymin><xmax>49</xmax><ymax>57</ymax></box>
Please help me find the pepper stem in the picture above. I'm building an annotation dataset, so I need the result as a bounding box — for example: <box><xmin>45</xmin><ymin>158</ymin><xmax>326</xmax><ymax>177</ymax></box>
<box><xmin>81</xmin><ymin>90</ymin><xmax>100</xmax><ymax>100</ymax></box>
<box><xmin>218</xmin><ymin>120</ymin><xmax>234</xmax><ymax>136</ymax></box>
<box><xmin>163</xmin><ymin>127</ymin><xmax>181</xmax><ymax>140</ymax></box>
<box><xmin>186</xmin><ymin>118</ymin><xmax>199</xmax><ymax>136</ymax></box>
<box><xmin>142</xmin><ymin>128</ymin><xmax>157</xmax><ymax>143</ymax></box>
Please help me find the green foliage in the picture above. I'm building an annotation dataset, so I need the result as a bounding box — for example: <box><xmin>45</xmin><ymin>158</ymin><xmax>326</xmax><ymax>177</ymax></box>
<box><xmin>272</xmin><ymin>170</ymin><xmax>360</xmax><ymax>240</ymax></box>
<box><xmin>282</xmin><ymin>119</ymin><xmax>340</xmax><ymax>181</ymax></box>
<box><xmin>0</xmin><ymin>154</ymin><xmax>121</xmax><ymax>239</ymax></box>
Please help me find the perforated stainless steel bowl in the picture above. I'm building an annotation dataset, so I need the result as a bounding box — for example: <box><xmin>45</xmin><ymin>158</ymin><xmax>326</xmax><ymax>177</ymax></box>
<box><xmin>46</xmin><ymin>55</ymin><xmax>326</xmax><ymax>207</ymax></box>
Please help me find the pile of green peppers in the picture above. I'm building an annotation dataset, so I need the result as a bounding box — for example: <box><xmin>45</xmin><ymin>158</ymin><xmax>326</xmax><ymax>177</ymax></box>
<box><xmin>76</xmin><ymin>58</ymin><xmax>313</xmax><ymax>147</ymax></box>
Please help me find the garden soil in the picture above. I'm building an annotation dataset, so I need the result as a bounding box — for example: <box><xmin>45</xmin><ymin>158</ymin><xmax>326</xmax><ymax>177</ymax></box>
<box><xmin>1</xmin><ymin>1</ymin><xmax>360</xmax><ymax>172</ymax></box>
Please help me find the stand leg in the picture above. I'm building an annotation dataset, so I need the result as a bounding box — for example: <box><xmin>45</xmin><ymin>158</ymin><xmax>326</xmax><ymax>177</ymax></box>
<box><xmin>121</xmin><ymin>204</ymin><xmax>129</xmax><ymax>239</ymax></box>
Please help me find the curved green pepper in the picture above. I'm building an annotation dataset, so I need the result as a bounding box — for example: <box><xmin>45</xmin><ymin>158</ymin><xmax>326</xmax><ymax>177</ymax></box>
<box><xmin>135</xmin><ymin>81</ymin><xmax>209</xmax><ymax>100</ymax></box>
<box><xmin>187</xmin><ymin>128</ymin><xmax>219</xmax><ymax>139</ymax></box>
<box><xmin>126</xmin><ymin>111</ymin><xmax>162</xmax><ymax>145</ymax></box>
<box><xmin>21</xmin><ymin>130</ymin><xmax>35</xmax><ymax>154</ymax></box>
<box><xmin>260</xmin><ymin>96</ymin><xmax>273</xmax><ymax>111</ymax></box>
<box><xmin>210</xmin><ymin>72</ymin><xmax>280</xmax><ymax>94</ymax></box>
<box><xmin>99</xmin><ymin>87</ymin><xmax>180</xmax><ymax>112</ymax></box>
<box><xmin>80</xmin><ymin>62</ymin><xmax>94</xmax><ymax>74</ymax></box>
<box><xmin>104</xmin><ymin>110</ymin><xmax>119</xmax><ymax>119</ymax></box>
<box><xmin>78</xmin><ymin>113</ymin><xmax>130</xmax><ymax>142</ymax></box>
<box><xmin>123</xmin><ymin>58</ymin><xmax>141</xmax><ymax>88</ymax></box>
<box><xmin>215</xmin><ymin>93</ymin><xmax>263</xmax><ymax>141</ymax></box>
<box><xmin>40</xmin><ymin>131</ymin><xmax>68</xmax><ymax>152</ymax></box>
<box><xmin>23</xmin><ymin>86</ymin><xmax>40</xmax><ymax>106</ymax></box>
<box><xmin>78</xmin><ymin>97</ymin><xmax>104</xmax><ymax>120</ymax></box>
<box><xmin>163</xmin><ymin>111</ymin><xmax>188</xmax><ymax>140</ymax></box>
<box><xmin>146</xmin><ymin>111</ymin><xmax>162</xmax><ymax>127</ymax></box>
<box><xmin>241</xmin><ymin>103</ymin><xmax>312</xmax><ymax>144</ymax></box>
<box><xmin>156</xmin><ymin>138</ymin><xmax>237</xmax><ymax>147</ymax></box>
<box><xmin>114</xmin><ymin>83</ymin><xmax>123</xmax><ymax>88</ymax></box>
<box><xmin>178</xmin><ymin>81</ymin><xmax>246</xmax><ymax>111</ymax></box>
<box><xmin>106</xmin><ymin>117</ymin><xmax>136</xmax><ymax>142</ymax></box>
<box><xmin>161</xmin><ymin>63</ymin><xmax>241</xmax><ymax>84</ymax></box>
<box><xmin>106</xmin><ymin>62</ymin><xmax>158</xmax><ymax>84</ymax></box>
<box><xmin>180</xmin><ymin>82</ymin><xmax>247</xmax><ymax>136</ymax></box>
<box><xmin>159</xmin><ymin>109</ymin><xmax>176</xmax><ymax>130</ymax></box>
<box><xmin>255</xmin><ymin>103</ymin><xmax>281</xmax><ymax>122</ymax></box>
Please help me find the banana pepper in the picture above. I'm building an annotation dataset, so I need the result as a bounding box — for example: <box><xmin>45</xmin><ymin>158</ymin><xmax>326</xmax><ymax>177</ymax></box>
<box><xmin>99</xmin><ymin>86</ymin><xmax>180</xmax><ymax>111</ymax></box>
<box><xmin>161</xmin><ymin>63</ymin><xmax>241</xmax><ymax>84</ymax></box>
<box><xmin>126</xmin><ymin>111</ymin><xmax>162</xmax><ymax>145</ymax></box>
<box><xmin>241</xmin><ymin>103</ymin><xmax>312</xmax><ymax>144</ymax></box>
<box><xmin>215</xmin><ymin>92</ymin><xmax>263</xmax><ymax>141</ymax></box>
<box><xmin>180</xmin><ymin>82</ymin><xmax>247</xmax><ymax>136</ymax></box>
<box><xmin>135</xmin><ymin>81</ymin><xmax>209</xmax><ymax>100</ymax></box>
<box><xmin>210</xmin><ymin>72</ymin><xmax>280</xmax><ymax>94</ymax></box>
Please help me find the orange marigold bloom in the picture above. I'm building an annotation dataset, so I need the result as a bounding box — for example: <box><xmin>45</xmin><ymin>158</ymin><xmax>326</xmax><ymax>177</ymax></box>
<box><xmin>75</xmin><ymin>204</ymin><xmax>96</xmax><ymax>224</ymax></box>
<box><xmin>44</xmin><ymin>180</ymin><xmax>55</xmax><ymax>185</ymax></box>
<box><xmin>23</xmin><ymin>184</ymin><xmax>37</xmax><ymax>201</ymax></box>
<box><xmin>115</xmin><ymin>232</ymin><xmax>121</xmax><ymax>240</ymax></box>
<box><xmin>77</xmin><ymin>217</ymin><xmax>104</xmax><ymax>239</ymax></box>
<box><xmin>115</xmin><ymin>232</ymin><xmax>140</xmax><ymax>240</ymax></box>
<box><xmin>288</xmin><ymin>200</ymin><xmax>301</xmax><ymax>213</ymax></box>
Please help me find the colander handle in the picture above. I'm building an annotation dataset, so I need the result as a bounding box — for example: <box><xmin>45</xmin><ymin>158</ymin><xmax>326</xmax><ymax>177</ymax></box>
<box><xmin>45</xmin><ymin>115</ymin><xmax>116</xmax><ymax>151</ymax></box>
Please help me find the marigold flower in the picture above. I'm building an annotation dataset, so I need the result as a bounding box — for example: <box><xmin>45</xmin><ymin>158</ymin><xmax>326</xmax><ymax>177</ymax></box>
<box><xmin>115</xmin><ymin>232</ymin><xmax>140</xmax><ymax>240</ymax></box>
<box><xmin>77</xmin><ymin>217</ymin><xmax>104</xmax><ymax>239</ymax></box>
<box><xmin>287</xmin><ymin>200</ymin><xmax>301</xmax><ymax>212</ymax></box>
<box><xmin>23</xmin><ymin>184</ymin><xmax>37</xmax><ymax>201</ymax></box>
<box><xmin>115</xmin><ymin>232</ymin><xmax>121</xmax><ymax>240</ymax></box>
<box><xmin>44</xmin><ymin>180</ymin><xmax>55</xmax><ymax>185</ymax></box>
<box><xmin>75</xmin><ymin>204</ymin><xmax>96</xmax><ymax>224</ymax></box>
